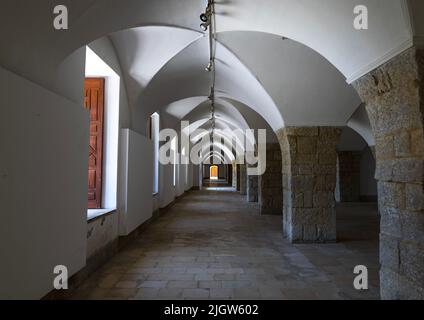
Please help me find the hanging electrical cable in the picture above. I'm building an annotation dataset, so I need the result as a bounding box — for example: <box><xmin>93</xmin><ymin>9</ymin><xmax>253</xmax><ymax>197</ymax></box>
<box><xmin>200</xmin><ymin>0</ymin><xmax>217</xmax><ymax>143</ymax></box>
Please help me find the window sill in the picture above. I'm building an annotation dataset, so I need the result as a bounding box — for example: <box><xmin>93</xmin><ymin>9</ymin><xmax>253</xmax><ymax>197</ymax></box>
<box><xmin>87</xmin><ymin>208</ymin><xmax>117</xmax><ymax>222</ymax></box>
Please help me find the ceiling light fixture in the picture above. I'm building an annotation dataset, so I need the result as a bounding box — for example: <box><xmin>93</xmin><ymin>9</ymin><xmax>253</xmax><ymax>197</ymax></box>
<box><xmin>200</xmin><ymin>4</ymin><xmax>212</xmax><ymax>23</ymax></box>
<box><xmin>205</xmin><ymin>59</ymin><xmax>214</xmax><ymax>72</ymax></box>
<box><xmin>200</xmin><ymin>21</ymin><xmax>210</xmax><ymax>31</ymax></box>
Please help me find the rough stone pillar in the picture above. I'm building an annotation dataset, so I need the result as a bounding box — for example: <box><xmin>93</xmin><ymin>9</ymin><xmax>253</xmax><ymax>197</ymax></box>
<box><xmin>277</xmin><ymin>127</ymin><xmax>341</xmax><ymax>243</ymax></box>
<box><xmin>353</xmin><ymin>47</ymin><xmax>424</xmax><ymax>300</ymax></box>
<box><xmin>337</xmin><ymin>151</ymin><xmax>361</xmax><ymax>202</ymax></box>
<box><xmin>247</xmin><ymin>175</ymin><xmax>259</xmax><ymax>202</ymax></box>
<box><xmin>232</xmin><ymin>162</ymin><xmax>237</xmax><ymax>189</ymax></box>
<box><xmin>259</xmin><ymin>143</ymin><xmax>283</xmax><ymax>215</ymax></box>
<box><xmin>239</xmin><ymin>164</ymin><xmax>247</xmax><ymax>196</ymax></box>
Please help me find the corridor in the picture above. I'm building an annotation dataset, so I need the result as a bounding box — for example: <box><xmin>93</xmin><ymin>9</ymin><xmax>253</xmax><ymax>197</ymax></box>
<box><xmin>68</xmin><ymin>188</ymin><xmax>380</xmax><ymax>300</ymax></box>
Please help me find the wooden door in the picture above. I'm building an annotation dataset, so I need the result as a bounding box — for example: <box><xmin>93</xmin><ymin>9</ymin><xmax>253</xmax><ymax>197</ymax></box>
<box><xmin>84</xmin><ymin>78</ymin><xmax>105</xmax><ymax>209</ymax></box>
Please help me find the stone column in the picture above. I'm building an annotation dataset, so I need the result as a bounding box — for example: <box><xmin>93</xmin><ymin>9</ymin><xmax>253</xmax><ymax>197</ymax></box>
<box><xmin>353</xmin><ymin>47</ymin><xmax>424</xmax><ymax>300</ymax></box>
<box><xmin>247</xmin><ymin>175</ymin><xmax>259</xmax><ymax>202</ymax></box>
<box><xmin>277</xmin><ymin>127</ymin><xmax>341</xmax><ymax>243</ymax></box>
<box><xmin>337</xmin><ymin>151</ymin><xmax>361</xmax><ymax>202</ymax></box>
<box><xmin>259</xmin><ymin>143</ymin><xmax>283</xmax><ymax>215</ymax></box>
<box><xmin>239</xmin><ymin>164</ymin><xmax>247</xmax><ymax>196</ymax></box>
<box><xmin>232</xmin><ymin>162</ymin><xmax>237</xmax><ymax>189</ymax></box>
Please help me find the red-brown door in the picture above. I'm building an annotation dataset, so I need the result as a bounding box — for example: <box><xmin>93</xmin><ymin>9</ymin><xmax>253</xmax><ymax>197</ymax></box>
<box><xmin>84</xmin><ymin>78</ymin><xmax>105</xmax><ymax>209</ymax></box>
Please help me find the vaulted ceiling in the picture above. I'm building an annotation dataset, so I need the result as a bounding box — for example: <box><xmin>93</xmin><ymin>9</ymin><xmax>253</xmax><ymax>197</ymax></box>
<box><xmin>1</xmin><ymin>0</ymin><xmax>420</xmax><ymax>150</ymax></box>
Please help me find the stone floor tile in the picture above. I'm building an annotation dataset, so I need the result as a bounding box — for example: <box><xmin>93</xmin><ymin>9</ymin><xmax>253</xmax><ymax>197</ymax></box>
<box><xmin>183</xmin><ymin>289</ymin><xmax>210</xmax><ymax>299</ymax></box>
<box><xmin>105</xmin><ymin>288</ymin><xmax>138</xmax><ymax>299</ymax></box>
<box><xmin>66</xmin><ymin>189</ymin><xmax>380</xmax><ymax>300</ymax></box>
<box><xmin>198</xmin><ymin>281</ymin><xmax>222</xmax><ymax>289</ymax></box>
<box><xmin>167</xmin><ymin>281</ymin><xmax>198</xmax><ymax>289</ymax></box>
<box><xmin>210</xmin><ymin>288</ymin><xmax>234</xmax><ymax>299</ymax></box>
<box><xmin>138</xmin><ymin>281</ymin><xmax>168</xmax><ymax>289</ymax></box>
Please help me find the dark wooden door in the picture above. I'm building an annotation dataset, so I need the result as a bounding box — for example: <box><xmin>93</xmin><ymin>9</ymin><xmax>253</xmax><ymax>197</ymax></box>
<box><xmin>84</xmin><ymin>78</ymin><xmax>105</xmax><ymax>209</ymax></box>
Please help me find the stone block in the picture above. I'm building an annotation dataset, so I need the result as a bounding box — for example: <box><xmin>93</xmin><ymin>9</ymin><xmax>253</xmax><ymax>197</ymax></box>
<box><xmin>411</xmin><ymin>129</ymin><xmax>424</xmax><ymax>156</ymax></box>
<box><xmin>313</xmin><ymin>192</ymin><xmax>335</xmax><ymax>208</ymax></box>
<box><xmin>375</xmin><ymin>160</ymin><xmax>394</xmax><ymax>181</ymax></box>
<box><xmin>380</xmin><ymin>213</ymin><xmax>401</xmax><ymax>238</ymax></box>
<box><xmin>297</xmin><ymin>136</ymin><xmax>317</xmax><ymax>154</ymax></box>
<box><xmin>379</xmin><ymin>268</ymin><xmax>400</xmax><ymax>300</ymax></box>
<box><xmin>296</xmin><ymin>153</ymin><xmax>318</xmax><ymax>165</ymax></box>
<box><xmin>316</xmin><ymin>224</ymin><xmax>336</xmax><ymax>242</ymax></box>
<box><xmin>392</xmin><ymin>158</ymin><xmax>423</xmax><ymax>183</ymax></box>
<box><xmin>399</xmin><ymin>242</ymin><xmax>424</xmax><ymax>285</ymax></box>
<box><xmin>378</xmin><ymin>182</ymin><xmax>405</xmax><ymax>209</ymax></box>
<box><xmin>292</xmin><ymin>175</ymin><xmax>314</xmax><ymax>192</ymax></box>
<box><xmin>405</xmin><ymin>183</ymin><xmax>424</xmax><ymax>211</ymax></box>
<box><xmin>284</xmin><ymin>127</ymin><xmax>319</xmax><ymax>137</ymax></box>
<box><xmin>303</xmin><ymin>191</ymin><xmax>313</xmax><ymax>208</ymax></box>
<box><xmin>318</xmin><ymin>152</ymin><xmax>336</xmax><ymax>165</ymax></box>
<box><xmin>292</xmin><ymin>208</ymin><xmax>320</xmax><ymax>225</ymax></box>
<box><xmin>375</xmin><ymin>135</ymin><xmax>395</xmax><ymax>160</ymax></box>
<box><xmin>319</xmin><ymin>127</ymin><xmax>342</xmax><ymax>139</ymax></box>
<box><xmin>394</xmin><ymin>131</ymin><xmax>411</xmax><ymax>157</ymax></box>
<box><xmin>303</xmin><ymin>225</ymin><xmax>317</xmax><ymax>241</ymax></box>
<box><xmin>380</xmin><ymin>233</ymin><xmax>400</xmax><ymax>273</ymax></box>
<box><xmin>399</xmin><ymin>211</ymin><xmax>424</xmax><ymax>242</ymax></box>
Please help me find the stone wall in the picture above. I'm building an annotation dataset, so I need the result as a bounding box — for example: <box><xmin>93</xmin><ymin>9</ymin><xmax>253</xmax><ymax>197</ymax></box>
<box><xmin>259</xmin><ymin>143</ymin><xmax>283</xmax><ymax>215</ymax></box>
<box><xmin>277</xmin><ymin>127</ymin><xmax>341</xmax><ymax>243</ymax></box>
<box><xmin>337</xmin><ymin>151</ymin><xmax>361</xmax><ymax>202</ymax></box>
<box><xmin>353</xmin><ymin>47</ymin><xmax>424</xmax><ymax>299</ymax></box>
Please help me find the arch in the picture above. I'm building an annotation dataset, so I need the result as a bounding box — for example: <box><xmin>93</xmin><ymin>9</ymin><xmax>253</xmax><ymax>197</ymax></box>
<box><xmin>347</xmin><ymin>104</ymin><xmax>376</xmax><ymax>147</ymax></box>
<box><xmin>202</xmin><ymin>151</ymin><xmax>231</xmax><ymax>165</ymax></box>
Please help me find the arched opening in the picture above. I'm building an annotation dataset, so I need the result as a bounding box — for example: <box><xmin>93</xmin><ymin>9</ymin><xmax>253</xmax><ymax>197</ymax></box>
<box><xmin>335</xmin><ymin>127</ymin><xmax>380</xmax><ymax>298</ymax></box>
<box><xmin>210</xmin><ymin>165</ymin><xmax>219</xmax><ymax>180</ymax></box>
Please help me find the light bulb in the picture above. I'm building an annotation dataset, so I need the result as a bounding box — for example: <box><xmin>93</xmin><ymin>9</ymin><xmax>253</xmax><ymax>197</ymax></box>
<box><xmin>200</xmin><ymin>13</ymin><xmax>209</xmax><ymax>22</ymax></box>
<box><xmin>200</xmin><ymin>23</ymin><xmax>209</xmax><ymax>31</ymax></box>
<box><xmin>205</xmin><ymin>60</ymin><xmax>213</xmax><ymax>72</ymax></box>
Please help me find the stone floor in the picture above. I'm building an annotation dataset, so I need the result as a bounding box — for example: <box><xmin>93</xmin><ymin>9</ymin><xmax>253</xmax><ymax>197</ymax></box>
<box><xmin>68</xmin><ymin>188</ymin><xmax>380</xmax><ymax>300</ymax></box>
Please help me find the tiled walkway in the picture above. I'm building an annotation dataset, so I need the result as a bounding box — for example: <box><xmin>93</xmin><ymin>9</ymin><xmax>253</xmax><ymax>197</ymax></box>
<box><xmin>69</xmin><ymin>188</ymin><xmax>380</xmax><ymax>300</ymax></box>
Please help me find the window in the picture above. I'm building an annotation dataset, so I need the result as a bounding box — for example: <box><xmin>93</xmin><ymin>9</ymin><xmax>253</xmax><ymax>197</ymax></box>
<box><xmin>84</xmin><ymin>78</ymin><xmax>105</xmax><ymax>209</ymax></box>
<box><xmin>171</xmin><ymin>136</ymin><xmax>178</xmax><ymax>187</ymax></box>
<box><xmin>85</xmin><ymin>47</ymin><xmax>120</xmax><ymax>216</ymax></box>
<box><xmin>151</xmin><ymin>113</ymin><xmax>160</xmax><ymax>194</ymax></box>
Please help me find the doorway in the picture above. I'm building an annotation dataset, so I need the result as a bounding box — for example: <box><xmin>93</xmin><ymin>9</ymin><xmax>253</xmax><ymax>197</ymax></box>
<box><xmin>210</xmin><ymin>165</ymin><xmax>219</xmax><ymax>180</ymax></box>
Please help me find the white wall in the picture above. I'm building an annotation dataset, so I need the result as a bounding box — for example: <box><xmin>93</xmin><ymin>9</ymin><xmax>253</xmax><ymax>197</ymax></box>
<box><xmin>0</xmin><ymin>66</ymin><xmax>88</xmax><ymax>299</ymax></box>
<box><xmin>119</xmin><ymin>129</ymin><xmax>153</xmax><ymax>235</ymax></box>
<box><xmin>192</xmin><ymin>165</ymin><xmax>200</xmax><ymax>188</ymax></box>
<box><xmin>176</xmin><ymin>161</ymin><xmax>185</xmax><ymax>197</ymax></box>
<box><xmin>160</xmin><ymin>163</ymin><xmax>176</xmax><ymax>208</ymax></box>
